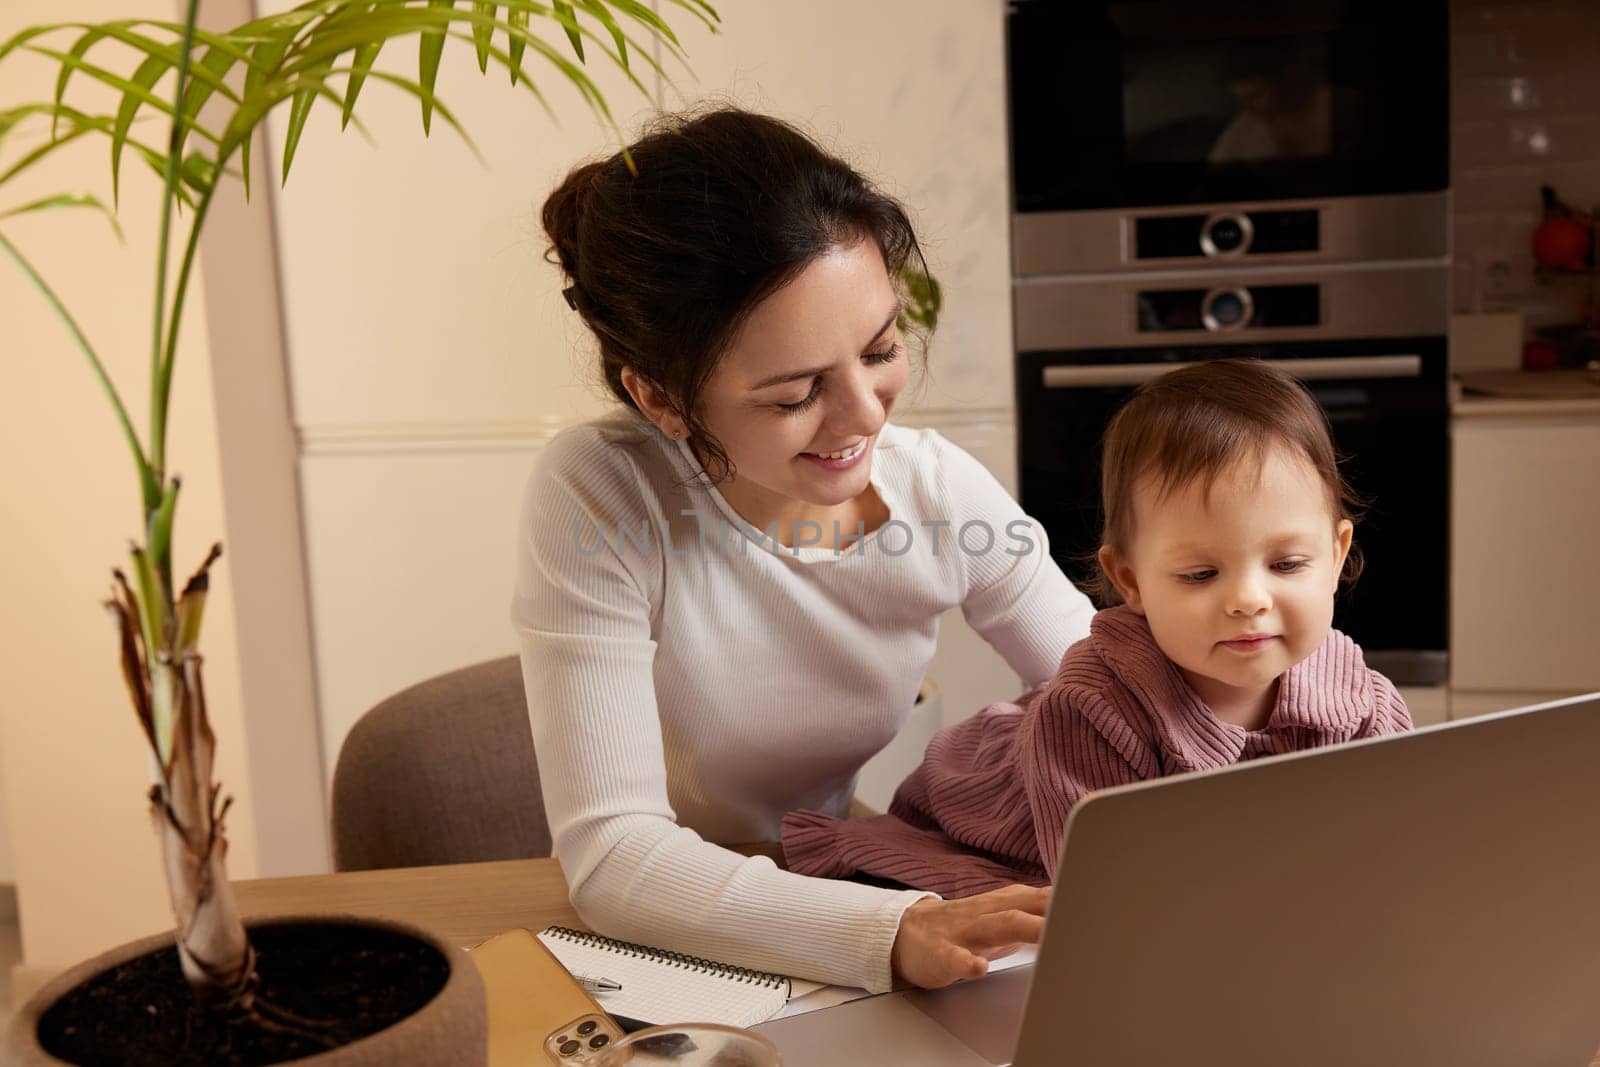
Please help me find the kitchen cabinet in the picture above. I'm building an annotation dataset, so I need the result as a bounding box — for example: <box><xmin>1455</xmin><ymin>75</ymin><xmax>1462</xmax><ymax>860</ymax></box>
<box><xmin>1398</xmin><ymin>686</ymin><xmax>1449</xmax><ymax>727</ymax></box>
<box><xmin>1450</xmin><ymin>400</ymin><xmax>1600</xmax><ymax>697</ymax></box>
<box><xmin>1449</xmin><ymin>690</ymin><xmax>1585</xmax><ymax>721</ymax></box>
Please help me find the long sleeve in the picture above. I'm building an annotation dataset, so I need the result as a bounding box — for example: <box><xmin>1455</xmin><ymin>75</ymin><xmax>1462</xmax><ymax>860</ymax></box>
<box><xmin>513</xmin><ymin>426</ymin><xmax>930</xmax><ymax>992</ymax></box>
<box><xmin>1019</xmin><ymin>687</ymin><xmax>1147</xmax><ymax>880</ymax></box>
<box><xmin>783</xmin><ymin>679</ymin><xmax>1146</xmax><ymax>896</ymax></box>
<box><xmin>934</xmin><ymin>435</ymin><xmax>1095</xmax><ymax>687</ymax></box>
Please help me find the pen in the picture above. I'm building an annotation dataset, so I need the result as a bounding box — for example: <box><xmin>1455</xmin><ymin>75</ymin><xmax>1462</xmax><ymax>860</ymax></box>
<box><xmin>574</xmin><ymin>973</ymin><xmax>623</xmax><ymax>993</ymax></box>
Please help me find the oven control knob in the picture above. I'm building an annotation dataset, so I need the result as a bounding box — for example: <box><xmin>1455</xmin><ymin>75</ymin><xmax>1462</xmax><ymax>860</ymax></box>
<box><xmin>1201</xmin><ymin>287</ymin><xmax>1254</xmax><ymax>332</ymax></box>
<box><xmin>1200</xmin><ymin>212</ymin><xmax>1253</xmax><ymax>257</ymax></box>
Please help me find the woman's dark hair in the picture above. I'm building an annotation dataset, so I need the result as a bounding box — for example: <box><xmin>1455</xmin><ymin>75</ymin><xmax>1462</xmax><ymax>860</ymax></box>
<box><xmin>1088</xmin><ymin>358</ymin><xmax>1366</xmax><ymax>606</ymax></box>
<box><xmin>541</xmin><ymin>105</ymin><xmax>930</xmax><ymax>481</ymax></box>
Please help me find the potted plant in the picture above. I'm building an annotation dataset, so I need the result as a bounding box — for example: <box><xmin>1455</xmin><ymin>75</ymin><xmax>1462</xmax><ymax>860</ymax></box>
<box><xmin>0</xmin><ymin>1</ymin><xmax>715</xmax><ymax>1063</ymax></box>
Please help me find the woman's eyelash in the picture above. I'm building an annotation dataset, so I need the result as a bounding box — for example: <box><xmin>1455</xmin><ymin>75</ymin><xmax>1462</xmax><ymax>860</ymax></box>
<box><xmin>776</xmin><ymin>344</ymin><xmax>903</xmax><ymax>415</ymax></box>
<box><xmin>778</xmin><ymin>385</ymin><xmax>821</xmax><ymax>415</ymax></box>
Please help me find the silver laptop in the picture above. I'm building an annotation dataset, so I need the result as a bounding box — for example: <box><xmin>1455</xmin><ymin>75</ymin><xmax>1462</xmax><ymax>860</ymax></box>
<box><xmin>755</xmin><ymin>693</ymin><xmax>1600</xmax><ymax>1066</ymax></box>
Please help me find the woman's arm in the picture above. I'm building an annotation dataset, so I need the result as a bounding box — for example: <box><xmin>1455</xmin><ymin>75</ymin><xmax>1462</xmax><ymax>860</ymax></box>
<box><xmin>513</xmin><ymin>428</ymin><xmax>929</xmax><ymax>991</ymax></box>
<box><xmin>932</xmin><ymin>433</ymin><xmax>1096</xmax><ymax>686</ymax></box>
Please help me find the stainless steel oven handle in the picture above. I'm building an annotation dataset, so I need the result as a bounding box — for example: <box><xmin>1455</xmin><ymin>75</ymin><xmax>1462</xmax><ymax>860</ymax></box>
<box><xmin>1042</xmin><ymin>355</ymin><xmax>1422</xmax><ymax>389</ymax></box>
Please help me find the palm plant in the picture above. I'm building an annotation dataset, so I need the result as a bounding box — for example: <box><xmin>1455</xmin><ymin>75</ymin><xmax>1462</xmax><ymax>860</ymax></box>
<box><xmin>0</xmin><ymin>0</ymin><xmax>715</xmax><ymax>1033</ymax></box>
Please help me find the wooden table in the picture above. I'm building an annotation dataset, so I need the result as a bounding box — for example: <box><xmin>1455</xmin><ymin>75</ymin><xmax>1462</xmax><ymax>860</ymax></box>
<box><xmin>235</xmin><ymin>857</ymin><xmax>1600</xmax><ymax>1066</ymax></box>
<box><xmin>235</xmin><ymin>856</ymin><xmax>582</xmax><ymax>949</ymax></box>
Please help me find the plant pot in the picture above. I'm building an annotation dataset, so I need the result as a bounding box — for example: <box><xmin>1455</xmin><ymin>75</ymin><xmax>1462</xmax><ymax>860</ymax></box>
<box><xmin>3</xmin><ymin>915</ymin><xmax>487</xmax><ymax>1066</ymax></box>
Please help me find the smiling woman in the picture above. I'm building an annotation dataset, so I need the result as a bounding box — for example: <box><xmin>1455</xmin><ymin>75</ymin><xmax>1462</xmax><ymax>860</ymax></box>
<box><xmin>514</xmin><ymin>107</ymin><xmax>1096</xmax><ymax>994</ymax></box>
<box><xmin>625</xmin><ymin>240</ymin><xmax>909</xmax><ymax>550</ymax></box>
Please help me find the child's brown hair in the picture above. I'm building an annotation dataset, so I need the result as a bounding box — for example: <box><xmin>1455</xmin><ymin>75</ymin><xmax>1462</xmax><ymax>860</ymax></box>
<box><xmin>1089</xmin><ymin>358</ymin><xmax>1364</xmax><ymax>606</ymax></box>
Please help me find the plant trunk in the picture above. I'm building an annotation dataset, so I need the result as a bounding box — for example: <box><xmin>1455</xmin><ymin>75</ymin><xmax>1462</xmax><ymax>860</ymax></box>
<box><xmin>151</xmin><ymin>653</ymin><xmax>254</xmax><ymax>1002</ymax></box>
<box><xmin>110</xmin><ymin>548</ymin><xmax>259</xmax><ymax>1009</ymax></box>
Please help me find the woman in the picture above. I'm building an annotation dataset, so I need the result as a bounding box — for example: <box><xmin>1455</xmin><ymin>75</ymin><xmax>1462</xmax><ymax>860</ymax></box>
<box><xmin>513</xmin><ymin>107</ymin><xmax>1094</xmax><ymax>994</ymax></box>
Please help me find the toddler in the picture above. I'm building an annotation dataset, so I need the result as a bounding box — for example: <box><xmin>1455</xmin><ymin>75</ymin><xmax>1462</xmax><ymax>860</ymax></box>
<box><xmin>782</xmin><ymin>358</ymin><xmax>1413</xmax><ymax>896</ymax></box>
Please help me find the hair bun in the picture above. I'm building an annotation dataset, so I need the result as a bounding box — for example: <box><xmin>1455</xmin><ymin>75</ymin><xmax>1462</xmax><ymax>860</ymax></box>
<box><xmin>541</xmin><ymin>158</ymin><xmax>607</xmax><ymax>278</ymax></box>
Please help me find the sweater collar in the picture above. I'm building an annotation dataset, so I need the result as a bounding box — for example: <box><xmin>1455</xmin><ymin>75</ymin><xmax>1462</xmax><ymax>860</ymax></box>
<box><xmin>1089</xmin><ymin>606</ymin><xmax>1374</xmax><ymax>773</ymax></box>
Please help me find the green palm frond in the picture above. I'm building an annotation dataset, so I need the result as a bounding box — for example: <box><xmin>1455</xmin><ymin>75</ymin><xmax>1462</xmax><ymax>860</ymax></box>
<box><xmin>0</xmin><ymin>190</ymin><xmax>123</xmax><ymax>237</ymax></box>
<box><xmin>0</xmin><ymin>0</ymin><xmax>719</xmax><ymax>609</ymax></box>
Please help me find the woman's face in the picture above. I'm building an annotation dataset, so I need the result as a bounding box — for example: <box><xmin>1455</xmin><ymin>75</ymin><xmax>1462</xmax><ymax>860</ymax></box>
<box><xmin>691</xmin><ymin>239</ymin><xmax>911</xmax><ymax>522</ymax></box>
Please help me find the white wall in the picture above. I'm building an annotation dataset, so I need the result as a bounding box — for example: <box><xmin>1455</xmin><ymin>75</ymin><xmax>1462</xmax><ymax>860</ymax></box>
<box><xmin>674</xmin><ymin>1</ymin><xmax>1017</xmax><ymax>415</ymax></box>
<box><xmin>0</xmin><ymin>0</ymin><xmax>259</xmax><ymax>979</ymax></box>
<box><xmin>192</xmin><ymin>0</ymin><xmax>330</xmax><ymax>881</ymax></box>
<box><xmin>259</xmin><ymin>0</ymin><xmax>652</xmax><ymax>776</ymax></box>
<box><xmin>261</xmin><ymin>0</ymin><xmax>1025</xmax><ymax>780</ymax></box>
<box><xmin>0</xmin><ymin>752</ymin><xmax>12</xmax><ymax>885</ymax></box>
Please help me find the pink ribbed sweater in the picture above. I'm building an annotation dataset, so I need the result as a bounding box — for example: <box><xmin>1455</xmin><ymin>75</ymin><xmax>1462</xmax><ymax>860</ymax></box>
<box><xmin>782</xmin><ymin>607</ymin><xmax>1412</xmax><ymax>897</ymax></box>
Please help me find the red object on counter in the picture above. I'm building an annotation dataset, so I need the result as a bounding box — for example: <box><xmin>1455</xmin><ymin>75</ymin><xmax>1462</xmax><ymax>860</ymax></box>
<box><xmin>1533</xmin><ymin>216</ymin><xmax>1591</xmax><ymax>271</ymax></box>
<box><xmin>1522</xmin><ymin>340</ymin><xmax>1560</xmax><ymax>370</ymax></box>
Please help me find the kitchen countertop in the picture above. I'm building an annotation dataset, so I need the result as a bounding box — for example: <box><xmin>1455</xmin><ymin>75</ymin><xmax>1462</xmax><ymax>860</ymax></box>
<box><xmin>1451</xmin><ymin>369</ymin><xmax>1600</xmax><ymax>419</ymax></box>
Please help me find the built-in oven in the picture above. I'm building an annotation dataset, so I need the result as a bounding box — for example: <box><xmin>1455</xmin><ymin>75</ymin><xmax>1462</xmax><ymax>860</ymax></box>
<box><xmin>1015</xmin><ymin>264</ymin><xmax>1450</xmax><ymax>685</ymax></box>
<box><xmin>1006</xmin><ymin>0</ymin><xmax>1450</xmax><ymax>275</ymax></box>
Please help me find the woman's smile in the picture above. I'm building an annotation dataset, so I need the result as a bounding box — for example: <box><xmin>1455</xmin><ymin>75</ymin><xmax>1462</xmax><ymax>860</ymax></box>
<box><xmin>800</xmin><ymin>436</ymin><xmax>871</xmax><ymax>470</ymax></box>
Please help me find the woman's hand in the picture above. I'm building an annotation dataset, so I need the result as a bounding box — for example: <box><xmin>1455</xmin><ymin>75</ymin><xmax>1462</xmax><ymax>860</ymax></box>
<box><xmin>890</xmin><ymin>884</ymin><xmax>1051</xmax><ymax>989</ymax></box>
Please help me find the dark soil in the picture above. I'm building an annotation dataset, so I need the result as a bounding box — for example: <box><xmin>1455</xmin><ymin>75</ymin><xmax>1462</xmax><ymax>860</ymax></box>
<box><xmin>35</xmin><ymin>921</ymin><xmax>450</xmax><ymax>1066</ymax></box>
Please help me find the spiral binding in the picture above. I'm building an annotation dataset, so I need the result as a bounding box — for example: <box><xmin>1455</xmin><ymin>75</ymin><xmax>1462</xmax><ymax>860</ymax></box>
<box><xmin>544</xmin><ymin>926</ymin><xmax>791</xmax><ymax>994</ymax></box>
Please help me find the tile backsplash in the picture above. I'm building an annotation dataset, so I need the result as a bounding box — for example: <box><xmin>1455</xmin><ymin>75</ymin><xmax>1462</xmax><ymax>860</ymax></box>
<box><xmin>1452</xmin><ymin>0</ymin><xmax>1600</xmax><ymax>328</ymax></box>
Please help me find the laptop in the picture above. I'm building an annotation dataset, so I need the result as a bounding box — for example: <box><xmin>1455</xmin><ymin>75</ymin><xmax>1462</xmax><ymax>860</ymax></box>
<box><xmin>754</xmin><ymin>692</ymin><xmax>1600</xmax><ymax>1066</ymax></box>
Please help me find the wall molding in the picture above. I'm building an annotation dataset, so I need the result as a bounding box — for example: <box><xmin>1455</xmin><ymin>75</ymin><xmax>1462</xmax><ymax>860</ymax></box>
<box><xmin>297</xmin><ymin>406</ymin><xmax>1017</xmax><ymax>456</ymax></box>
<box><xmin>298</xmin><ymin>415</ymin><xmax>574</xmax><ymax>455</ymax></box>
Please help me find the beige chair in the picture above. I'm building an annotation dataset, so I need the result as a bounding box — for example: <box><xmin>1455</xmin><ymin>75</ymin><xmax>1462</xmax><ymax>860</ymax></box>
<box><xmin>331</xmin><ymin>655</ymin><xmax>552</xmax><ymax>871</ymax></box>
<box><xmin>331</xmin><ymin>658</ymin><xmax>926</xmax><ymax>871</ymax></box>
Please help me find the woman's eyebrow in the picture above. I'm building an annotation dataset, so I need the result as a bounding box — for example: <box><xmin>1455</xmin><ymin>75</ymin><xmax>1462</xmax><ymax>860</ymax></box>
<box><xmin>749</xmin><ymin>307</ymin><xmax>900</xmax><ymax>390</ymax></box>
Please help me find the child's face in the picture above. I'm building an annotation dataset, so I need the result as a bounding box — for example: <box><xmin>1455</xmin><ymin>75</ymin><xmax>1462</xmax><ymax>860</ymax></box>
<box><xmin>1098</xmin><ymin>444</ymin><xmax>1354</xmax><ymax>721</ymax></box>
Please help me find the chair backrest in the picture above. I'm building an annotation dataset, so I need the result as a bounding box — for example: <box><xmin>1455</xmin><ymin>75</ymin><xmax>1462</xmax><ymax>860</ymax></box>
<box><xmin>331</xmin><ymin>654</ymin><xmax>552</xmax><ymax>871</ymax></box>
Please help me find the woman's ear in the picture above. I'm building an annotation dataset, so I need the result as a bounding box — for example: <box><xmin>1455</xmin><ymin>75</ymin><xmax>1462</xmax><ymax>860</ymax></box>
<box><xmin>619</xmin><ymin>367</ymin><xmax>687</xmax><ymax>440</ymax></box>
<box><xmin>1097</xmin><ymin>545</ymin><xmax>1145</xmax><ymax>613</ymax></box>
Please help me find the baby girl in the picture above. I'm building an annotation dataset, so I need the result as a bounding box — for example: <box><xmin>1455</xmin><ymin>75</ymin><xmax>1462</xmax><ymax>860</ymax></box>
<box><xmin>782</xmin><ymin>358</ymin><xmax>1413</xmax><ymax>896</ymax></box>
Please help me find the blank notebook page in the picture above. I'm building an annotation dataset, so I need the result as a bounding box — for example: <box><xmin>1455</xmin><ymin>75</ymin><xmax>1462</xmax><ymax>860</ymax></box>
<box><xmin>537</xmin><ymin>927</ymin><xmax>792</xmax><ymax>1028</ymax></box>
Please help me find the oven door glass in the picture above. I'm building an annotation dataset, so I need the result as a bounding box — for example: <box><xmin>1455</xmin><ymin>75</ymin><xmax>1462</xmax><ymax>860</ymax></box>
<box><xmin>1015</xmin><ymin>340</ymin><xmax>1448</xmax><ymax>679</ymax></box>
<box><xmin>1008</xmin><ymin>0</ymin><xmax>1449</xmax><ymax>212</ymax></box>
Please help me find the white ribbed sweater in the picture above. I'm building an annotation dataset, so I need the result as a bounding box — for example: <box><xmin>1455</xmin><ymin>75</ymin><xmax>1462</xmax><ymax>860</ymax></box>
<box><xmin>511</xmin><ymin>410</ymin><xmax>1095</xmax><ymax>991</ymax></box>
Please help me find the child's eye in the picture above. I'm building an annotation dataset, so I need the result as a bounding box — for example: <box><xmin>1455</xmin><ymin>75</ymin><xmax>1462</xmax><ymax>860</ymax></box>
<box><xmin>1273</xmin><ymin>559</ymin><xmax>1310</xmax><ymax>573</ymax></box>
<box><xmin>1177</xmin><ymin>569</ymin><xmax>1216</xmax><ymax>584</ymax></box>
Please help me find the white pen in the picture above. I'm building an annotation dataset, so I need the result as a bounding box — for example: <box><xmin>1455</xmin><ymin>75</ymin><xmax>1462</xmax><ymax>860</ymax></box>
<box><xmin>574</xmin><ymin>973</ymin><xmax>623</xmax><ymax>993</ymax></box>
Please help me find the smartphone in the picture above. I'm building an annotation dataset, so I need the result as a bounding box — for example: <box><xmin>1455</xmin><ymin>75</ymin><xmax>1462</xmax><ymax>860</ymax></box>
<box><xmin>470</xmin><ymin>927</ymin><xmax>629</xmax><ymax>1064</ymax></box>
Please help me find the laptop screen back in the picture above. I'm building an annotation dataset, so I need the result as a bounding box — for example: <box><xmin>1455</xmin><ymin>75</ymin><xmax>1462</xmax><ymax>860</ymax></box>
<box><xmin>1012</xmin><ymin>694</ymin><xmax>1600</xmax><ymax>1067</ymax></box>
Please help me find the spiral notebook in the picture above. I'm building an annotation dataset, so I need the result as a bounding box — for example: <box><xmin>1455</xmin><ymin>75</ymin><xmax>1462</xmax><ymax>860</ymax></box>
<box><xmin>536</xmin><ymin>926</ymin><xmax>808</xmax><ymax>1028</ymax></box>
